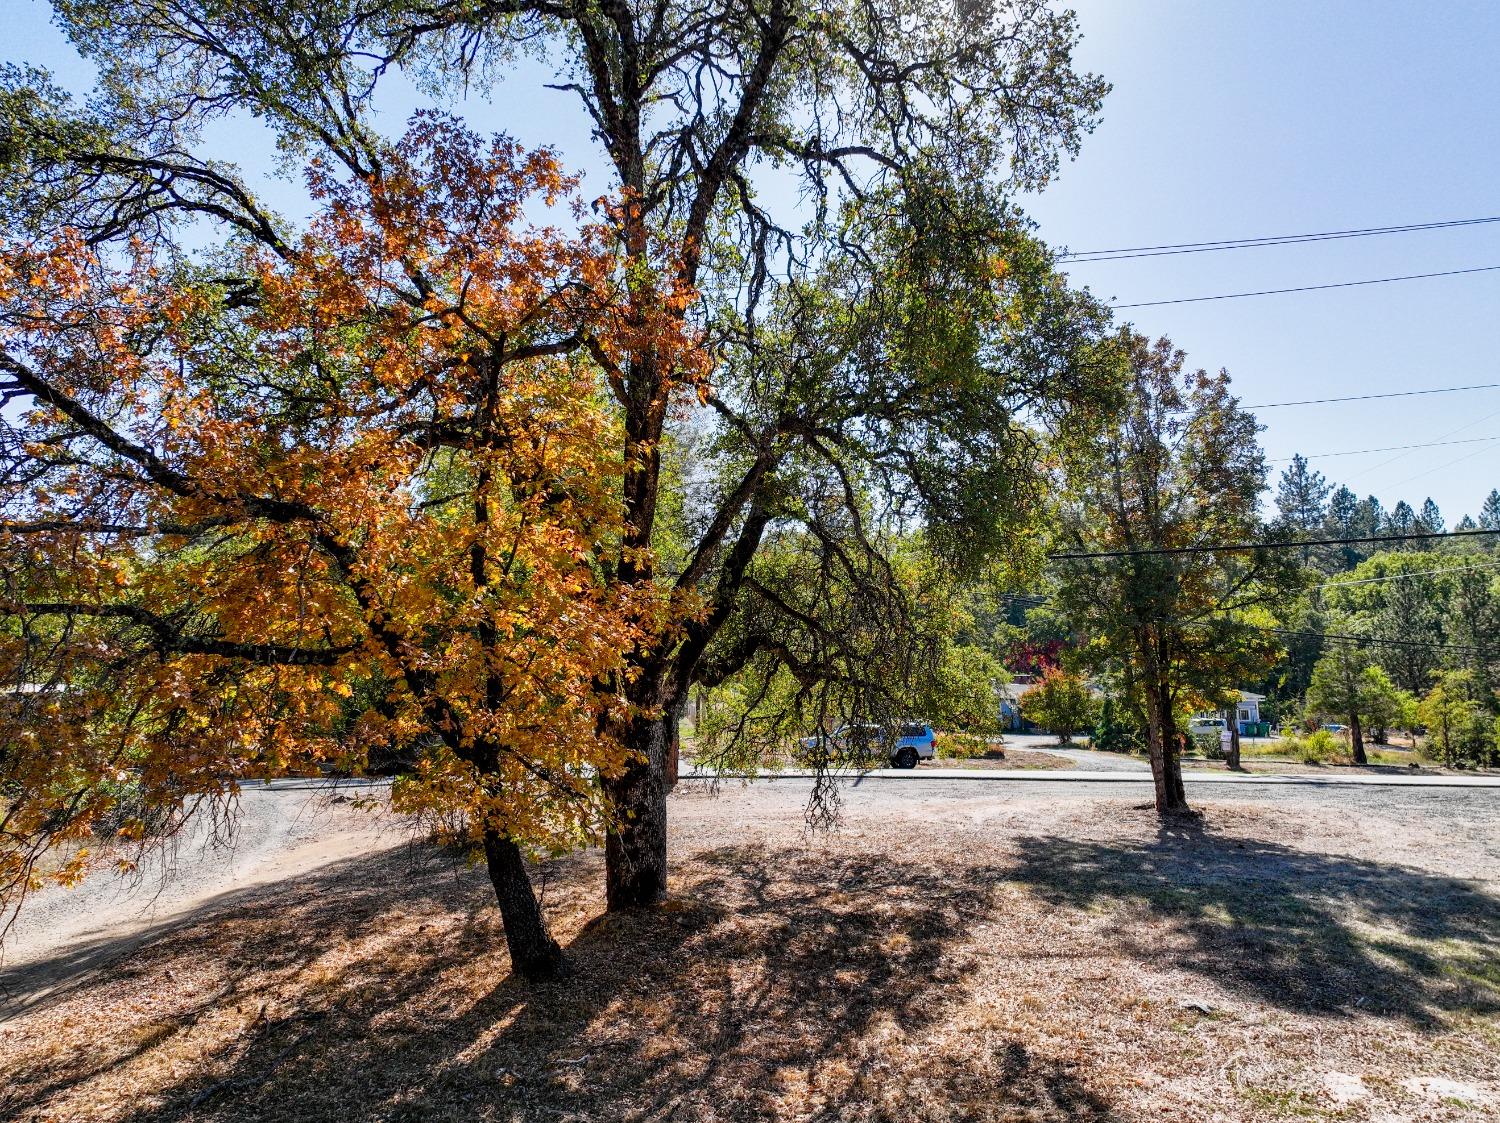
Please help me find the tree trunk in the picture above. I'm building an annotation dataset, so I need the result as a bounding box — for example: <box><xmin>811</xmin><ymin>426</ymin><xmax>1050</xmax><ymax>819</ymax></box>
<box><xmin>603</xmin><ymin>711</ymin><xmax>671</xmax><ymax>910</ymax></box>
<box><xmin>1145</xmin><ymin>678</ymin><xmax>1190</xmax><ymax>813</ymax></box>
<box><xmin>482</xmin><ymin>831</ymin><xmax>565</xmax><ymax>980</ymax></box>
<box><xmin>1349</xmin><ymin>708</ymin><xmax>1367</xmax><ymax>764</ymax></box>
<box><xmin>1224</xmin><ymin>706</ymin><xmax>1242</xmax><ymax>771</ymax></box>
<box><xmin>665</xmin><ymin>695</ymin><xmax>685</xmax><ymax>789</ymax></box>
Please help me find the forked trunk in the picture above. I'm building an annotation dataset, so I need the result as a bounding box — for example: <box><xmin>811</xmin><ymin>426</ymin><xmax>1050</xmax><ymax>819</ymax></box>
<box><xmin>603</xmin><ymin>711</ymin><xmax>670</xmax><ymax>909</ymax></box>
<box><xmin>482</xmin><ymin>831</ymin><xmax>565</xmax><ymax>980</ymax></box>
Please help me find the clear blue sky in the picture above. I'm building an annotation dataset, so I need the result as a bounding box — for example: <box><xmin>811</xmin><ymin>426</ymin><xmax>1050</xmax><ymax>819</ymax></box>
<box><xmin>8</xmin><ymin>0</ymin><xmax>1500</xmax><ymax>520</ymax></box>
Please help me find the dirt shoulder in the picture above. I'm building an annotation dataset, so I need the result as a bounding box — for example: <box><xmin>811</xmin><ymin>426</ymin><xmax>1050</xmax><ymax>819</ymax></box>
<box><xmin>932</xmin><ymin>747</ymin><xmax>1075</xmax><ymax>770</ymax></box>
<box><xmin>1</xmin><ymin>782</ymin><xmax>404</xmax><ymax>986</ymax></box>
<box><xmin>1</xmin><ymin>781</ymin><xmax>1496</xmax><ymax>1123</ymax></box>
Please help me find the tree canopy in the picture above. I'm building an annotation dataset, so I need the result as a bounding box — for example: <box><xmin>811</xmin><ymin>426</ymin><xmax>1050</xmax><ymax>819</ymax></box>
<box><xmin>0</xmin><ymin>120</ymin><xmax>679</xmax><ymax>975</ymax></box>
<box><xmin>2</xmin><ymin>0</ymin><xmax>1119</xmax><ymax>969</ymax></box>
<box><xmin>1051</xmin><ymin>330</ymin><xmax>1301</xmax><ymax>811</ymax></box>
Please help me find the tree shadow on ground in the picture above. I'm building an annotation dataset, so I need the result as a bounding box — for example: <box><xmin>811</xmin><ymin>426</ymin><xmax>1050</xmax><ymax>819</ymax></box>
<box><xmin>3</xmin><ymin>842</ymin><xmax>1117</xmax><ymax>1123</ymax></box>
<box><xmin>1006</xmin><ymin>816</ymin><xmax>1500</xmax><ymax>1025</ymax></box>
<box><xmin>0</xmin><ymin>841</ymin><xmax>471</xmax><ymax>1119</ymax></box>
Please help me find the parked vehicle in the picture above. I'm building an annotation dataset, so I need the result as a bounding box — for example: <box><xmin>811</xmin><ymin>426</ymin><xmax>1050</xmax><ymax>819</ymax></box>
<box><xmin>800</xmin><ymin>722</ymin><xmax>937</xmax><ymax>768</ymax></box>
<box><xmin>1187</xmin><ymin>715</ymin><xmax>1227</xmax><ymax>737</ymax></box>
<box><xmin>1320</xmin><ymin>723</ymin><xmax>1348</xmax><ymax>734</ymax></box>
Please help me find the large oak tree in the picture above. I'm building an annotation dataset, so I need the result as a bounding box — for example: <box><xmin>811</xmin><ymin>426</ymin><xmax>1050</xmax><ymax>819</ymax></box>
<box><xmin>4</xmin><ymin>0</ymin><xmax>1111</xmax><ymax>912</ymax></box>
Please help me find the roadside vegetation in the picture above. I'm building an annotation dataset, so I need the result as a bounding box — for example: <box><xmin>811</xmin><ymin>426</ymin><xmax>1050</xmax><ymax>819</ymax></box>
<box><xmin>0</xmin><ymin>9</ymin><xmax>1496</xmax><ymax>1123</ymax></box>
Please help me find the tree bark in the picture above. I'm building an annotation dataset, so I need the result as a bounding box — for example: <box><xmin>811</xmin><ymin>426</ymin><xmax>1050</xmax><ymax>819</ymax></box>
<box><xmin>1349</xmin><ymin>708</ymin><xmax>1367</xmax><ymax>764</ymax></box>
<box><xmin>482</xmin><ymin>831</ymin><xmax>566</xmax><ymax>980</ymax></box>
<box><xmin>1224</xmin><ymin>706</ymin><xmax>1242</xmax><ymax>771</ymax></box>
<box><xmin>1144</xmin><ymin>677</ymin><xmax>1190</xmax><ymax>813</ymax></box>
<box><xmin>603</xmin><ymin>711</ymin><xmax>671</xmax><ymax>909</ymax></box>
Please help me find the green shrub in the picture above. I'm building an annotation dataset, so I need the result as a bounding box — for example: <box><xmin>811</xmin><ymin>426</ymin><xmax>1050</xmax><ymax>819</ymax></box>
<box><xmin>936</xmin><ymin>732</ymin><xmax>996</xmax><ymax>760</ymax></box>
<box><xmin>1022</xmin><ymin>667</ymin><xmax>1096</xmax><ymax>743</ymax></box>
<box><xmin>1090</xmin><ymin>698</ymin><xmax>1139</xmax><ymax>753</ymax></box>
<box><xmin>1284</xmin><ymin>728</ymin><xmax>1338</xmax><ymax>764</ymax></box>
<box><xmin>1192</xmin><ymin>731</ymin><xmax>1224</xmax><ymax>759</ymax></box>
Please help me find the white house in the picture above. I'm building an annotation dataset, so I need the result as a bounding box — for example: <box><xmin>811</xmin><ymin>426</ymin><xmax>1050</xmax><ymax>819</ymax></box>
<box><xmin>1236</xmin><ymin>690</ymin><xmax>1264</xmax><ymax>727</ymax></box>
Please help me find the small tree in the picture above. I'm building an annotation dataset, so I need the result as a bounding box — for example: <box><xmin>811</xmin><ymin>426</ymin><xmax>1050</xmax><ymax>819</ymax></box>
<box><xmin>1091</xmin><ymin>696</ymin><xmax>1138</xmax><ymax>753</ymax></box>
<box><xmin>1395</xmin><ymin>688</ymin><xmax>1422</xmax><ymax>749</ymax></box>
<box><xmin>1023</xmin><ymin>666</ymin><xmax>1096</xmax><ymax>744</ymax></box>
<box><xmin>1418</xmin><ymin>671</ymin><xmax>1492</xmax><ymax>766</ymax></box>
<box><xmin>1306</xmin><ymin>640</ymin><xmax>1374</xmax><ymax>763</ymax></box>
<box><xmin>1358</xmin><ymin>666</ymin><xmax>1404</xmax><ymax>745</ymax></box>
<box><xmin>1053</xmin><ymin>332</ymin><xmax>1302</xmax><ymax>812</ymax></box>
<box><xmin>1420</xmin><ymin>677</ymin><xmax>1468</xmax><ymax>765</ymax></box>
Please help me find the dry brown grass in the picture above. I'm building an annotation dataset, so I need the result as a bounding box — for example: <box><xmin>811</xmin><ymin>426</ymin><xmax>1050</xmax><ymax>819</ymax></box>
<box><xmin>936</xmin><ymin>748</ymin><xmax>1075</xmax><ymax>770</ymax></box>
<box><xmin>1</xmin><ymin>786</ymin><xmax>1497</xmax><ymax>1122</ymax></box>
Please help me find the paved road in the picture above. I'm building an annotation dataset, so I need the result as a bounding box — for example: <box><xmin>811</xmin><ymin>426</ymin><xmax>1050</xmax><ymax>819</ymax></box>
<box><xmin>684</xmin><ymin>766</ymin><xmax>1500</xmax><ymax>787</ymax></box>
<box><xmin>1004</xmin><ymin>733</ymin><xmax>1294</xmax><ymax>772</ymax></box>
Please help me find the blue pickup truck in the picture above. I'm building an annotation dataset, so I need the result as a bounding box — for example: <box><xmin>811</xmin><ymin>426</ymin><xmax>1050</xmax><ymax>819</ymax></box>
<box><xmin>800</xmin><ymin>722</ymin><xmax>937</xmax><ymax>768</ymax></box>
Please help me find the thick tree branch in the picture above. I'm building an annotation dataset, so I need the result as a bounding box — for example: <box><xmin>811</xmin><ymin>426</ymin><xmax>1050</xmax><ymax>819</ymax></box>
<box><xmin>13</xmin><ymin>602</ymin><xmax>356</xmax><ymax>666</ymax></box>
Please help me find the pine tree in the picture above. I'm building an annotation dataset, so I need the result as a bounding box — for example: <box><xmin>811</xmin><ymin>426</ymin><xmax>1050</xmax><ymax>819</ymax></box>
<box><xmin>1388</xmin><ymin>500</ymin><xmax>1418</xmax><ymax>537</ymax></box>
<box><xmin>1478</xmin><ymin>489</ymin><xmax>1500</xmax><ymax>531</ymax></box>
<box><xmin>1419</xmin><ymin>497</ymin><xmax>1444</xmax><ymax>535</ymax></box>
<box><xmin>1275</xmin><ymin>454</ymin><xmax>1332</xmax><ymax>530</ymax></box>
<box><xmin>1355</xmin><ymin>495</ymin><xmax>1386</xmax><ymax>538</ymax></box>
<box><xmin>1324</xmin><ymin>484</ymin><xmax>1364</xmax><ymax>570</ymax></box>
<box><xmin>1326</xmin><ymin>485</ymin><xmax>1358</xmax><ymax>533</ymax></box>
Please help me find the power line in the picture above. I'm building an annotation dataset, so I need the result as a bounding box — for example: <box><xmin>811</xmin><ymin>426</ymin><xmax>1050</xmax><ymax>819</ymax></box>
<box><xmin>1245</xmin><ymin>383</ymin><xmax>1500</xmax><ymax>409</ymax></box>
<box><xmin>1063</xmin><ymin>215</ymin><xmax>1500</xmax><ymax>263</ymax></box>
<box><xmin>1305</xmin><ymin>557</ymin><xmax>1500</xmax><ymax>592</ymax></box>
<box><xmin>1341</xmin><ymin>405</ymin><xmax>1500</xmax><ymax>481</ymax></box>
<box><xmin>1268</xmin><ymin>435</ymin><xmax>1499</xmax><ymax>461</ymax></box>
<box><xmin>1258</xmin><ymin>626</ymin><xmax>1478</xmax><ymax>655</ymax></box>
<box><xmin>1017</xmin><ymin>557</ymin><xmax>1500</xmax><ymax>600</ymax></box>
<box><xmin>1001</xmin><ymin>592</ymin><xmax>1484</xmax><ymax>653</ymax></box>
<box><xmin>1049</xmin><ymin>527</ymin><xmax>1500</xmax><ymax>561</ymax></box>
<box><xmin>1383</xmin><ymin>436</ymin><xmax>1500</xmax><ymax>491</ymax></box>
<box><xmin>1112</xmin><ymin>264</ymin><xmax>1500</xmax><ymax>310</ymax></box>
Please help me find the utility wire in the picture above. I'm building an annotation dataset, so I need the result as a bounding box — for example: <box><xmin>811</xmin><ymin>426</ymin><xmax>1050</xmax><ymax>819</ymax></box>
<box><xmin>1382</xmin><ymin>436</ymin><xmax>1500</xmax><ymax>491</ymax></box>
<box><xmin>1000</xmin><ymin>596</ymin><xmax>1483</xmax><ymax>654</ymax></box>
<box><xmin>1304</xmin><ymin>557</ymin><xmax>1500</xmax><ymax>592</ymax></box>
<box><xmin>1048</xmin><ymin>527</ymin><xmax>1500</xmax><ymax>561</ymax></box>
<box><xmin>1245</xmin><ymin>383</ymin><xmax>1500</xmax><ymax>409</ymax></box>
<box><xmin>1063</xmin><ymin>215</ymin><xmax>1500</xmax><ymax>263</ymax></box>
<box><xmin>1016</xmin><ymin>557</ymin><xmax>1500</xmax><ymax>601</ymax></box>
<box><xmin>1340</xmin><ymin>405</ymin><xmax>1500</xmax><ymax>480</ymax></box>
<box><xmin>1112</xmin><ymin>264</ymin><xmax>1500</xmax><ymax>310</ymax></box>
<box><xmin>1257</xmin><ymin>626</ymin><xmax>1478</xmax><ymax>655</ymax></box>
<box><xmin>1268</xmin><ymin>435</ymin><xmax>1499</xmax><ymax>461</ymax></box>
